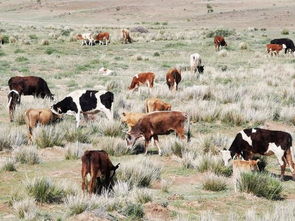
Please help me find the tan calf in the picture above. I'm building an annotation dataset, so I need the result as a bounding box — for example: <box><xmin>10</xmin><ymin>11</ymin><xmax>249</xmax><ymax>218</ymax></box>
<box><xmin>121</xmin><ymin>112</ymin><xmax>146</xmax><ymax>131</ymax></box>
<box><xmin>145</xmin><ymin>98</ymin><xmax>171</xmax><ymax>113</ymax></box>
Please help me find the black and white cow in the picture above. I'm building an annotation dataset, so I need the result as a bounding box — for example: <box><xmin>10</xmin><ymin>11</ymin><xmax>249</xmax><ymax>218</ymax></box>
<box><xmin>270</xmin><ymin>38</ymin><xmax>295</xmax><ymax>54</ymax></box>
<box><xmin>51</xmin><ymin>89</ymin><xmax>114</xmax><ymax>127</ymax></box>
<box><xmin>221</xmin><ymin>128</ymin><xmax>295</xmax><ymax>180</ymax></box>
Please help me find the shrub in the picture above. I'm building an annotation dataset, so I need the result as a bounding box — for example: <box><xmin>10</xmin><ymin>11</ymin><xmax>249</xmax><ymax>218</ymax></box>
<box><xmin>0</xmin><ymin>158</ymin><xmax>16</xmax><ymax>172</ymax></box>
<box><xmin>206</xmin><ymin>29</ymin><xmax>235</xmax><ymax>38</ymax></box>
<box><xmin>33</xmin><ymin>125</ymin><xmax>64</xmax><ymax>148</ymax></box>
<box><xmin>13</xmin><ymin>146</ymin><xmax>40</xmax><ymax>165</ymax></box>
<box><xmin>91</xmin><ymin>120</ymin><xmax>123</xmax><ymax>137</ymax></box>
<box><xmin>122</xmin><ymin>203</ymin><xmax>144</xmax><ymax>219</ymax></box>
<box><xmin>64</xmin><ymin>127</ymin><xmax>91</xmax><ymax>143</ymax></box>
<box><xmin>40</xmin><ymin>39</ymin><xmax>49</xmax><ymax>45</ymax></box>
<box><xmin>281</xmin><ymin>29</ymin><xmax>289</xmax><ymax>35</ymax></box>
<box><xmin>130</xmin><ymin>188</ymin><xmax>153</xmax><ymax>204</ymax></box>
<box><xmin>29</xmin><ymin>34</ymin><xmax>38</xmax><ymax>40</ymax></box>
<box><xmin>239</xmin><ymin>42</ymin><xmax>248</xmax><ymax>50</ymax></box>
<box><xmin>202</xmin><ymin>174</ymin><xmax>227</xmax><ymax>191</ymax></box>
<box><xmin>93</xmin><ymin>137</ymin><xmax>129</xmax><ymax>156</ymax></box>
<box><xmin>217</xmin><ymin>49</ymin><xmax>228</xmax><ymax>57</ymax></box>
<box><xmin>2</xmin><ymin>34</ymin><xmax>9</xmax><ymax>44</ymax></box>
<box><xmin>64</xmin><ymin>143</ymin><xmax>85</xmax><ymax>160</ymax></box>
<box><xmin>24</xmin><ymin>177</ymin><xmax>66</xmax><ymax>203</ymax></box>
<box><xmin>153</xmin><ymin>52</ymin><xmax>160</xmax><ymax>56</ymax></box>
<box><xmin>15</xmin><ymin>56</ymin><xmax>29</xmax><ymax>62</ymax></box>
<box><xmin>238</xmin><ymin>172</ymin><xmax>283</xmax><ymax>200</ymax></box>
<box><xmin>13</xmin><ymin>198</ymin><xmax>37</xmax><ymax>220</ymax></box>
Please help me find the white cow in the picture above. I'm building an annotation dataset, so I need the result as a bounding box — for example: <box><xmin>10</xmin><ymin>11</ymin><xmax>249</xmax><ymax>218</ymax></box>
<box><xmin>190</xmin><ymin>53</ymin><xmax>204</xmax><ymax>74</ymax></box>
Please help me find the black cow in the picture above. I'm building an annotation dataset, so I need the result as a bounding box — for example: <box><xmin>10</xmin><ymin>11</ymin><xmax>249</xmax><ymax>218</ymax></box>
<box><xmin>8</xmin><ymin>76</ymin><xmax>54</xmax><ymax>122</ymax></box>
<box><xmin>270</xmin><ymin>38</ymin><xmax>295</xmax><ymax>54</ymax></box>
<box><xmin>221</xmin><ymin>128</ymin><xmax>295</xmax><ymax>180</ymax></box>
<box><xmin>51</xmin><ymin>89</ymin><xmax>114</xmax><ymax>127</ymax></box>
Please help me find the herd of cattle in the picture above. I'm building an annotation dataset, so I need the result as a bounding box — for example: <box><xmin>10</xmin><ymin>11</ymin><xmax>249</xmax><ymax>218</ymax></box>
<box><xmin>4</xmin><ymin>33</ymin><xmax>295</xmax><ymax>193</ymax></box>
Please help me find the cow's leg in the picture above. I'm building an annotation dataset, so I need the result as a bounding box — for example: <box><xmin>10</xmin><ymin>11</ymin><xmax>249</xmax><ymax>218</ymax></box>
<box><xmin>144</xmin><ymin>138</ymin><xmax>151</xmax><ymax>155</ymax></box>
<box><xmin>81</xmin><ymin>166</ymin><xmax>88</xmax><ymax>192</ymax></box>
<box><xmin>153</xmin><ymin>135</ymin><xmax>162</xmax><ymax>156</ymax></box>
<box><xmin>176</xmin><ymin>127</ymin><xmax>185</xmax><ymax>140</ymax></box>
<box><xmin>285</xmin><ymin>148</ymin><xmax>295</xmax><ymax>180</ymax></box>
<box><xmin>76</xmin><ymin>112</ymin><xmax>81</xmax><ymax>128</ymax></box>
<box><xmin>273</xmin><ymin>148</ymin><xmax>287</xmax><ymax>180</ymax></box>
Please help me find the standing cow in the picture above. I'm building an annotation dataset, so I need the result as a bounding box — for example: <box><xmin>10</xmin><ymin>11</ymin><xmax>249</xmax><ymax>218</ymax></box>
<box><xmin>121</xmin><ymin>29</ymin><xmax>132</xmax><ymax>44</ymax></box>
<box><xmin>94</xmin><ymin>32</ymin><xmax>110</xmax><ymax>45</ymax></box>
<box><xmin>51</xmin><ymin>89</ymin><xmax>114</xmax><ymax>128</ymax></box>
<box><xmin>266</xmin><ymin>44</ymin><xmax>286</xmax><ymax>56</ymax></box>
<box><xmin>214</xmin><ymin>36</ymin><xmax>227</xmax><ymax>51</ymax></box>
<box><xmin>166</xmin><ymin>68</ymin><xmax>181</xmax><ymax>91</ymax></box>
<box><xmin>190</xmin><ymin>53</ymin><xmax>204</xmax><ymax>74</ymax></box>
<box><xmin>128</xmin><ymin>72</ymin><xmax>155</xmax><ymax>90</ymax></box>
<box><xmin>76</xmin><ymin>33</ymin><xmax>95</xmax><ymax>46</ymax></box>
<box><xmin>126</xmin><ymin>111</ymin><xmax>190</xmax><ymax>155</ymax></box>
<box><xmin>270</xmin><ymin>38</ymin><xmax>295</xmax><ymax>54</ymax></box>
<box><xmin>8</xmin><ymin>76</ymin><xmax>54</xmax><ymax>122</ymax></box>
<box><xmin>221</xmin><ymin>128</ymin><xmax>295</xmax><ymax>180</ymax></box>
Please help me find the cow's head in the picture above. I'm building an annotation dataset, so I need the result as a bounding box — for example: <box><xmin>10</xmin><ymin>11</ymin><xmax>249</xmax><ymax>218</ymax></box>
<box><xmin>221</xmin><ymin>148</ymin><xmax>232</xmax><ymax>166</ymax></box>
<box><xmin>126</xmin><ymin>131</ymin><xmax>143</xmax><ymax>149</ymax></box>
<box><xmin>51</xmin><ymin>104</ymin><xmax>64</xmax><ymax>115</ymax></box>
<box><xmin>165</xmin><ymin>104</ymin><xmax>172</xmax><ymax>111</ymax></box>
<box><xmin>197</xmin><ymin>65</ymin><xmax>204</xmax><ymax>73</ymax></box>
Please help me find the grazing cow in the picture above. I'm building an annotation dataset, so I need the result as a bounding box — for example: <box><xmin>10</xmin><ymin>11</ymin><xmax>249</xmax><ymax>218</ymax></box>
<box><xmin>145</xmin><ymin>98</ymin><xmax>171</xmax><ymax>113</ymax></box>
<box><xmin>122</xmin><ymin>29</ymin><xmax>132</xmax><ymax>44</ymax></box>
<box><xmin>270</xmin><ymin>38</ymin><xmax>295</xmax><ymax>54</ymax></box>
<box><xmin>190</xmin><ymin>53</ymin><xmax>204</xmax><ymax>74</ymax></box>
<box><xmin>232</xmin><ymin>159</ymin><xmax>259</xmax><ymax>192</ymax></box>
<box><xmin>221</xmin><ymin>128</ymin><xmax>295</xmax><ymax>180</ymax></box>
<box><xmin>94</xmin><ymin>32</ymin><xmax>110</xmax><ymax>45</ymax></box>
<box><xmin>8</xmin><ymin>76</ymin><xmax>54</xmax><ymax>122</ymax></box>
<box><xmin>121</xmin><ymin>112</ymin><xmax>146</xmax><ymax>131</ymax></box>
<box><xmin>214</xmin><ymin>36</ymin><xmax>227</xmax><ymax>51</ymax></box>
<box><xmin>76</xmin><ymin>33</ymin><xmax>95</xmax><ymax>46</ymax></box>
<box><xmin>128</xmin><ymin>72</ymin><xmax>155</xmax><ymax>90</ymax></box>
<box><xmin>126</xmin><ymin>111</ymin><xmax>190</xmax><ymax>155</ymax></box>
<box><xmin>266</xmin><ymin>44</ymin><xmax>286</xmax><ymax>56</ymax></box>
<box><xmin>81</xmin><ymin>150</ymin><xmax>119</xmax><ymax>194</ymax></box>
<box><xmin>166</xmin><ymin>68</ymin><xmax>181</xmax><ymax>91</ymax></box>
<box><xmin>51</xmin><ymin>89</ymin><xmax>114</xmax><ymax>128</ymax></box>
<box><xmin>24</xmin><ymin>108</ymin><xmax>62</xmax><ymax>139</ymax></box>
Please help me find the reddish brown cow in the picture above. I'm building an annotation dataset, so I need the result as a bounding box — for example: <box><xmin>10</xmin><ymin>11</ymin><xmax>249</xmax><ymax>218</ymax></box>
<box><xmin>145</xmin><ymin>98</ymin><xmax>171</xmax><ymax>113</ymax></box>
<box><xmin>214</xmin><ymin>36</ymin><xmax>227</xmax><ymax>51</ymax></box>
<box><xmin>94</xmin><ymin>32</ymin><xmax>110</xmax><ymax>45</ymax></box>
<box><xmin>166</xmin><ymin>68</ymin><xmax>181</xmax><ymax>91</ymax></box>
<box><xmin>122</xmin><ymin>29</ymin><xmax>132</xmax><ymax>44</ymax></box>
<box><xmin>126</xmin><ymin>111</ymin><xmax>191</xmax><ymax>155</ymax></box>
<box><xmin>81</xmin><ymin>150</ymin><xmax>119</xmax><ymax>194</ymax></box>
<box><xmin>128</xmin><ymin>72</ymin><xmax>155</xmax><ymax>90</ymax></box>
<box><xmin>266</xmin><ymin>44</ymin><xmax>286</xmax><ymax>56</ymax></box>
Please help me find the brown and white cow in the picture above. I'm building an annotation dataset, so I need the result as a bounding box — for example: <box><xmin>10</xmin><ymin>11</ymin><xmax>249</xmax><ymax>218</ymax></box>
<box><xmin>128</xmin><ymin>72</ymin><xmax>155</xmax><ymax>90</ymax></box>
<box><xmin>266</xmin><ymin>44</ymin><xmax>286</xmax><ymax>56</ymax></box>
<box><xmin>221</xmin><ymin>128</ymin><xmax>295</xmax><ymax>180</ymax></box>
<box><xmin>145</xmin><ymin>98</ymin><xmax>171</xmax><ymax>113</ymax></box>
<box><xmin>166</xmin><ymin>68</ymin><xmax>181</xmax><ymax>91</ymax></box>
<box><xmin>214</xmin><ymin>36</ymin><xmax>227</xmax><ymax>51</ymax></box>
<box><xmin>94</xmin><ymin>32</ymin><xmax>110</xmax><ymax>45</ymax></box>
<box><xmin>81</xmin><ymin>150</ymin><xmax>119</xmax><ymax>194</ymax></box>
<box><xmin>121</xmin><ymin>112</ymin><xmax>146</xmax><ymax>131</ymax></box>
<box><xmin>126</xmin><ymin>111</ymin><xmax>190</xmax><ymax>155</ymax></box>
<box><xmin>24</xmin><ymin>108</ymin><xmax>62</xmax><ymax>139</ymax></box>
<box><xmin>122</xmin><ymin>29</ymin><xmax>132</xmax><ymax>44</ymax></box>
<box><xmin>76</xmin><ymin>33</ymin><xmax>95</xmax><ymax>46</ymax></box>
<box><xmin>190</xmin><ymin>53</ymin><xmax>204</xmax><ymax>74</ymax></box>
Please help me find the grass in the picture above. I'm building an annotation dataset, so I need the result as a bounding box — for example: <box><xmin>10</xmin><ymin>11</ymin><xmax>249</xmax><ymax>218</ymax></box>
<box><xmin>0</xmin><ymin>158</ymin><xmax>16</xmax><ymax>172</ymax></box>
<box><xmin>33</xmin><ymin>125</ymin><xmax>64</xmax><ymax>148</ymax></box>
<box><xmin>121</xmin><ymin>203</ymin><xmax>144</xmax><ymax>219</ymax></box>
<box><xmin>12</xmin><ymin>198</ymin><xmax>37</xmax><ymax>220</ymax></box>
<box><xmin>13</xmin><ymin>146</ymin><xmax>40</xmax><ymax>165</ymax></box>
<box><xmin>202</xmin><ymin>174</ymin><xmax>228</xmax><ymax>192</ymax></box>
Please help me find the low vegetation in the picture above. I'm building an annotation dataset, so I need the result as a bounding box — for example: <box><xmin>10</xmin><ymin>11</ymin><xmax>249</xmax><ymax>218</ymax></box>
<box><xmin>202</xmin><ymin>174</ymin><xmax>228</xmax><ymax>191</ymax></box>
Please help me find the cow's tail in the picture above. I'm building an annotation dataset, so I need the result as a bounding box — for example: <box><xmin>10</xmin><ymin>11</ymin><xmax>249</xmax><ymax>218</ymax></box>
<box><xmin>186</xmin><ymin>113</ymin><xmax>191</xmax><ymax>142</ymax></box>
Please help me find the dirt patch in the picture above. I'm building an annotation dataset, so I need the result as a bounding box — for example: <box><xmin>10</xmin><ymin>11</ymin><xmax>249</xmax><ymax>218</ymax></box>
<box><xmin>144</xmin><ymin>202</ymin><xmax>170</xmax><ymax>221</ymax></box>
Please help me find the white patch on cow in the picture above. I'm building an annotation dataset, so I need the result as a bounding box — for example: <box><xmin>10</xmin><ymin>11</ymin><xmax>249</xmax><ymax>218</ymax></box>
<box><xmin>252</xmin><ymin>129</ymin><xmax>257</xmax><ymax>133</ymax></box>
<box><xmin>282</xmin><ymin>44</ymin><xmax>286</xmax><ymax>49</ymax></box>
<box><xmin>8</xmin><ymin>90</ymin><xmax>19</xmax><ymax>95</ymax></box>
<box><xmin>135</xmin><ymin>74</ymin><xmax>139</xmax><ymax>78</ymax></box>
<box><xmin>265</xmin><ymin>142</ymin><xmax>285</xmax><ymax>166</ymax></box>
<box><xmin>221</xmin><ymin>150</ymin><xmax>231</xmax><ymax>166</ymax></box>
<box><xmin>239</xmin><ymin>130</ymin><xmax>252</xmax><ymax>146</ymax></box>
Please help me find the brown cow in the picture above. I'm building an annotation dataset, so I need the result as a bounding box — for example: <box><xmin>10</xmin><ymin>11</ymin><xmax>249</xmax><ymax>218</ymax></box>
<box><xmin>145</xmin><ymin>98</ymin><xmax>171</xmax><ymax>113</ymax></box>
<box><xmin>128</xmin><ymin>72</ymin><xmax>155</xmax><ymax>90</ymax></box>
<box><xmin>121</xmin><ymin>112</ymin><xmax>146</xmax><ymax>131</ymax></box>
<box><xmin>81</xmin><ymin>150</ymin><xmax>119</xmax><ymax>194</ymax></box>
<box><xmin>126</xmin><ymin>111</ymin><xmax>190</xmax><ymax>155</ymax></box>
<box><xmin>166</xmin><ymin>68</ymin><xmax>181</xmax><ymax>91</ymax></box>
<box><xmin>94</xmin><ymin>32</ymin><xmax>110</xmax><ymax>45</ymax></box>
<box><xmin>122</xmin><ymin>29</ymin><xmax>132</xmax><ymax>44</ymax></box>
<box><xmin>266</xmin><ymin>43</ymin><xmax>286</xmax><ymax>56</ymax></box>
<box><xmin>76</xmin><ymin>33</ymin><xmax>95</xmax><ymax>46</ymax></box>
<box><xmin>24</xmin><ymin>108</ymin><xmax>62</xmax><ymax>139</ymax></box>
<box><xmin>214</xmin><ymin>36</ymin><xmax>227</xmax><ymax>51</ymax></box>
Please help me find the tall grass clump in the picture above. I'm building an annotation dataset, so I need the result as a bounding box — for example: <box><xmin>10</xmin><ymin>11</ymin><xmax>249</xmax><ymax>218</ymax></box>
<box><xmin>91</xmin><ymin>120</ymin><xmax>123</xmax><ymax>137</ymax></box>
<box><xmin>64</xmin><ymin>127</ymin><xmax>92</xmax><ymax>143</ymax></box>
<box><xmin>13</xmin><ymin>146</ymin><xmax>40</xmax><ymax>165</ymax></box>
<box><xmin>0</xmin><ymin>127</ymin><xmax>27</xmax><ymax>150</ymax></box>
<box><xmin>117</xmin><ymin>157</ymin><xmax>161</xmax><ymax>187</ymax></box>
<box><xmin>202</xmin><ymin>174</ymin><xmax>227</xmax><ymax>191</ymax></box>
<box><xmin>33</xmin><ymin>125</ymin><xmax>64</xmax><ymax>148</ymax></box>
<box><xmin>0</xmin><ymin>158</ymin><xmax>16</xmax><ymax>171</ymax></box>
<box><xmin>64</xmin><ymin>143</ymin><xmax>85</xmax><ymax>160</ymax></box>
<box><xmin>122</xmin><ymin>203</ymin><xmax>144</xmax><ymax>219</ymax></box>
<box><xmin>238</xmin><ymin>172</ymin><xmax>282</xmax><ymax>200</ymax></box>
<box><xmin>24</xmin><ymin>177</ymin><xmax>66</xmax><ymax>203</ymax></box>
<box><xmin>93</xmin><ymin>137</ymin><xmax>129</xmax><ymax>156</ymax></box>
<box><xmin>13</xmin><ymin>198</ymin><xmax>37</xmax><ymax>220</ymax></box>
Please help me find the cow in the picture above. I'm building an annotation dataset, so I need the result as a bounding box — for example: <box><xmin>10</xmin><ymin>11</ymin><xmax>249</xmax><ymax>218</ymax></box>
<box><xmin>232</xmin><ymin>159</ymin><xmax>259</xmax><ymax>192</ymax></box>
<box><xmin>221</xmin><ymin>128</ymin><xmax>295</xmax><ymax>180</ymax></box>
<box><xmin>122</xmin><ymin>29</ymin><xmax>132</xmax><ymax>44</ymax></box>
<box><xmin>24</xmin><ymin>108</ymin><xmax>62</xmax><ymax>140</ymax></box>
<box><xmin>76</xmin><ymin>33</ymin><xmax>95</xmax><ymax>46</ymax></box>
<box><xmin>214</xmin><ymin>36</ymin><xmax>227</xmax><ymax>51</ymax></box>
<box><xmin>94</xmin><ymin>32</ymin><xmax>110</xmax><ymax>45</ymax></box>
<box><xmin>270</xmin><ymin>38</ymin><xmax>295</xmax><ymax>54</ymax></box>
<box><xmin>145</xmin><ymin>98</ymin><xmax>171</xmax><ymax>113</ymax></box>
<box><xmin>8</xmin><ymin>76</ymin><xmax>54</xmax><ymax>122</ymax></box>
<box><xmin>125</xmin><ymin>111</ymin><xmax>190</xmax><ymax>156</ymax></box>
<box><xmin>128</xmin><ymin>72</ymin><xmax>155</xmax><ymax>90</ymax></box>
<box><xmin>51</xmin><ymin>89</ymin><xmax>114</xmax><ymax>128</ymax></box>
<box><xmin>266</xmin><ymin>44</ymin><xmax>286</xmax><ymax>56</ymax></box>
<box><xmin>121</xmin><ymin>112</ymin><xmax>146</xmax><ymax>131</ymax></box>
<box><xmin>81</xmin><ymin>150</ymin><xmax>119</xmax><ymax>194</ymax></box>
<box><xmin>166</xmin><ymin>68</ymin><xmax>181</xmax><ymax>91</ymax></box>
<box><xmin>190</xmin><ymin>53</ymin><xmax>204</xmax><ymax>74</ymax></box>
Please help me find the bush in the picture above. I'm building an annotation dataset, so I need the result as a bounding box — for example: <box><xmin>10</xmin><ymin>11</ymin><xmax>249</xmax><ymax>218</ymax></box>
<box><xmin>239</xmin><ymin>42</ymin><xmax>248</xmax><ymax>50</ymax></box>
<box><xmin>64</xmin><ymin>127</ymin><xmax>91</xmax><ymax>143</ymax></box>
<box><xmin>238</xmin><ymin>172</ymin><xmax>283</xmax><ymax>200</ymax></box>
<box><xmin>130</xmin><ymin>188</ymin><xmax>153</xmax><ymax>204</ymax></box>
<box><xmin>202</xmin><ymin>174</ymin><xmax>227</xmax><ymax>191</ymax></box>
<box><xmin>281</xmin><ymin>29</ymin><xmax>289</xmax><ymax>35</ymax></box>
<box><xmin>93</xmin><ymin>137</ymin><xmax>129</xmax><ymax>156</ymax></box>
<box><xmin>122</xmin><ymin>203</ymin><xmax>144</xmax><ymax>219</ymax></box>
<box><xmin>0</xmin><ymin>158</ymin><xmax>16</xmax><ymax>172</ymax></box>
<box><xmin>153</xmin><ymin>52</ymin><xmax>160</xmax><ymax>56</ymax></box>
<box><xmin>24</xmin><ymin>177</ymin><xmax>66</xmax><ymax>203</ymax></box>
<box><xmin>2</xmin><ymin>34</ymin><xmax>9</xmax><ymax>44</ymax></box>
<box><xmin>13</xmin><ymin>146</ymin><xmax>40</xmax><ymax>165</ymax></box>
<box><xmin>13</xmin><ymin>198</ymin><xmax>37</xmax><ymax>220</ymax></box>
<box><xmin>64</xmin><ymin>143</ymin><xmax>85</xmax><ymax>160</ymax></box>
<box><xmin>29</xmin><ymin>34</ymin><xmax>38</xmax><ymax>40</ymax></box>
<box><xmin>90</xmin><ymin>120</ymin><xmax>123</xmax><ymax>137</ymax></box>
<box><xmin>33</xmin><ymin>125</ymin><xmax>64</xmax><ymax>148</ymax></box>
<box><xmin>206</xmin><ymin>29</ymin><xmax>235</xmax><ymax>38</ymax></box>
